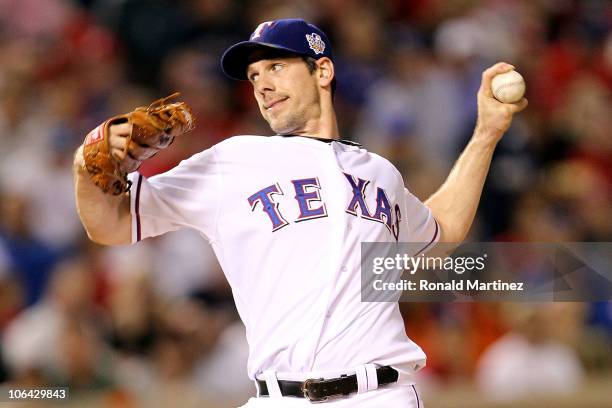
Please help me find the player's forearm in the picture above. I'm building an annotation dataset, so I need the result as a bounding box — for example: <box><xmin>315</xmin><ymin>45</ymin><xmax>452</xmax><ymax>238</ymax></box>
<box><xmin>73</xmin><ymin>145</ymin><xmax>132</xmax><ymax>245</ymax></box>
<box><xmin>425</xmin><ymin>131</ymin><xmax>497</xmax><ymax>243</ymax></box>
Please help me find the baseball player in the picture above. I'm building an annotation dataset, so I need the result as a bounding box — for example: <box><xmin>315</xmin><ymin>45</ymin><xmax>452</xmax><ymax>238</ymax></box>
<box><xmin>73</xmin><ymin>19</ymin><xmax>527</xmax><ymax>407</ymax></box>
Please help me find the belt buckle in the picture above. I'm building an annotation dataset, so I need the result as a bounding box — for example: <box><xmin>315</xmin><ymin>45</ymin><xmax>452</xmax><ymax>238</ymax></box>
<box><xmin>302</xmin><ymin>378</ymin><xmax>327</xmax><ymax>403</ymax></box>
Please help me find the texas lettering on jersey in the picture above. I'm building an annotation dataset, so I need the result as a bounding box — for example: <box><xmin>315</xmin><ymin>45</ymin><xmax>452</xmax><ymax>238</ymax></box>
<box><xmin>247</xmin><ymin>172</ymin><xmax>401</xmax><ymax>240</ymax></box>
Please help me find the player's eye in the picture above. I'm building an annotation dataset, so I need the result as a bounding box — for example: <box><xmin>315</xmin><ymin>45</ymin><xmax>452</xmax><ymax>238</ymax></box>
<box><xmin>271</xmin><ymin>63</ymin><xmax>283</xmax><ymax>72</ymax></box>
<box><xmin>249</xmin><ymin>73</ymin><xmax>259</xmax><ymax>82</ymax></box>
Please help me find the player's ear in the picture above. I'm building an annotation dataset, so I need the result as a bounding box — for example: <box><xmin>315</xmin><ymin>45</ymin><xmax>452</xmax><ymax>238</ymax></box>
<box><xmin>316</xmin><ymin>57</ymin><xmax>334</xmax><ymax>89</ymax></box>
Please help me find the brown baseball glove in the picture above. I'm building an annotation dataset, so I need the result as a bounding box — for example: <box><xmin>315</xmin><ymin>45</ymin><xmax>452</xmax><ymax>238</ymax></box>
<box><xmin>83</xmin><ymin>93</ymin><xmax>194</xmax><ymax>195</ymax></box>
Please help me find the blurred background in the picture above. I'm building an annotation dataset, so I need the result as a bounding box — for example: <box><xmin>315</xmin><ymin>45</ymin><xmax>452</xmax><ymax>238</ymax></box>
<box><xmin>0</xmin><ymin>0</ymin><xmax>610</xmax><ymax>407</ymax></box>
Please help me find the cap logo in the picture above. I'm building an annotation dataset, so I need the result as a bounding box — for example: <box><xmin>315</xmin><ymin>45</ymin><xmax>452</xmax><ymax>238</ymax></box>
<box><xmin>251</xmin><ymin>21</ymin><xmax>274</xmax><ymax>40</ymax></box>
<box><xmin>306</xmin><ymin>33</ymin><xmax>325</xmax><ymax>55</ymax></box>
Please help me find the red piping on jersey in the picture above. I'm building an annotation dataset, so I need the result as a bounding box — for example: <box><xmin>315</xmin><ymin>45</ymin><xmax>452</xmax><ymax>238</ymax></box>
<box><xmin>135</xmin><ymin>174</ymin><xmax>143</xmax><ymax>242</ymax></box>
<box><xmin>414</xmin><ymin>218</ymin><xmax>439</xmax><ymax>256</ymax></box>
<box><xmin>412</xmin><ymin>385</ymin><xmax>420</xmax><ymax>408</ymax></box>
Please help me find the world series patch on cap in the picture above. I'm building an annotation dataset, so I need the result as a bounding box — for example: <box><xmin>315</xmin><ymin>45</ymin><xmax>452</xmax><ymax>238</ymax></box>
<box><xmin>221</xmin><ymin>18</ymin><xmax>334</xmax><ymax>80</ymax></box>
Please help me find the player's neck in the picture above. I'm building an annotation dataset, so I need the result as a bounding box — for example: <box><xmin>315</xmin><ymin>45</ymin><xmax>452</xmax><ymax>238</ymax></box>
<box><xmin>292</xmin><ymin>101</ymin><xmax>339</xmax><ymax>141</ymax></box>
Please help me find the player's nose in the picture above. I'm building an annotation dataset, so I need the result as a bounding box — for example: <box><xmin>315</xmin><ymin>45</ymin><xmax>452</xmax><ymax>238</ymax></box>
<box><xmin>254</xmin><ymin>72</ymin><xmax>275</xmax><ymax>96</ymax></box>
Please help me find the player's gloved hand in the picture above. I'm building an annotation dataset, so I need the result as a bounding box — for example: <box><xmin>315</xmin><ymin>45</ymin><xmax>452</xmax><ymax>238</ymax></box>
<box><xmin>474</xmin><ymin>62</ymin><xmax>528</xmax><ymax>143</ymax></box>
<box><xmin>82</xmin><ymin>93</ymin><xmax>195</xmax><ymax>195</ymax></box>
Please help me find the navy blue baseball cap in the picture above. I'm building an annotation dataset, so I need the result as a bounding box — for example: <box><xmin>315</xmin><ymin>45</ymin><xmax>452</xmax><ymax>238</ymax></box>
<box><xmin>221</xmin><ymin>18</ymin><xmax>333</xmax><ymax>80</ymax></box>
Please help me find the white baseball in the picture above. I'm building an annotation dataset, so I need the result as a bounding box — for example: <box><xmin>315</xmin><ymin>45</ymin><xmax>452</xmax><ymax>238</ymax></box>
<box><xmin>491</xmin><ymin>70</ymin><xmax>526</xmax><ymax>103</ymax></box>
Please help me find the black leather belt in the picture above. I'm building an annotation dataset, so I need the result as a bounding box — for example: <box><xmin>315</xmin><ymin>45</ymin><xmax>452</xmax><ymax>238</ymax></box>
<box><xmin>257</xmin><ymin>366</ymin><xmax>398</xmax><ymax>402</ymax></box>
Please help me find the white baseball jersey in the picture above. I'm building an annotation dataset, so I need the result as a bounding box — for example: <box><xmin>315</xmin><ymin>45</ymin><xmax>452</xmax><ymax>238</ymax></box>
<box><xmin>127</xmin><ymin>135</ymin><xmax>439</xmax><ymax>380</ymax></box>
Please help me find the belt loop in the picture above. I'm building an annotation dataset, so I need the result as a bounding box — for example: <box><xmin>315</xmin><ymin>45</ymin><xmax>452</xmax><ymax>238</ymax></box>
<box><xmin>354</xmin><ymin>365</ymin><xmax>367</xmax><ymax>394</ymax></box>
<box><xmin>364</xmin><ymin>364</ymin><xmax>379</xmax><ymax>391</ymax></box>
<box><xmin>254</xmin><ymin>379</ymin><xmax>261</xmax><ymax>397</ymax></box>
<box><xmin>263</xmin><ymin>369</ymin><xmax>283</xmax><ymax>398</ymax></box>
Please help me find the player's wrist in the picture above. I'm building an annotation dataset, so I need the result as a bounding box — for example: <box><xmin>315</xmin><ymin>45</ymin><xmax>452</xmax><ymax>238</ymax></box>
<box><xmin>74</xmin><ymin>144</ymin><xmax>84</xmax><ymax>164</ymax></box>
<box><xmin>73</xmin><ymin>145</ymin><xmax>88</xmax><ymax>174</ymax></box>
<box><xmin>471</xmin><ymin>126</ymin><xmax>502</xmax><ymax>149</ymax></box>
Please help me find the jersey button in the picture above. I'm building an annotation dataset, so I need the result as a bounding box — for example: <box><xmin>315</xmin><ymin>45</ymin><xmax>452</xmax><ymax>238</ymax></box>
<box><xmin>340</xmin><ymin>266</ymin><xmax>348</xmax><ymax>272</ymax></box>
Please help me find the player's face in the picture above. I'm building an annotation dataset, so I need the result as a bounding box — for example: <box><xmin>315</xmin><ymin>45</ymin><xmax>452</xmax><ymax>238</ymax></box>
<box><xmin>247</xmin><ymin>57</ymin><xmax>321</xmax><ymax>135</ymax></box>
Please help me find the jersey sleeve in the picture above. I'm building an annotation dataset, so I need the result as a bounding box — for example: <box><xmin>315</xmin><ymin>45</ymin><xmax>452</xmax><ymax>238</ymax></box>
<box><xmin>403</xmin><ymin>188</ymin><xmax>440</xmax><ymax>254</ymax></box>
<box><xmin>127</xmin><ymin>147</ymin><xmax>221</xmax><ymax>244</ymax></box>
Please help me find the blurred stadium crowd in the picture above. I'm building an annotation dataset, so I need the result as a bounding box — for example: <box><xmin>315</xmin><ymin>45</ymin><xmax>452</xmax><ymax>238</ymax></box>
<box><xmin>0</xmin><ymin>0</ymin><xmax>610</xmax><ymax>406</ymax></box>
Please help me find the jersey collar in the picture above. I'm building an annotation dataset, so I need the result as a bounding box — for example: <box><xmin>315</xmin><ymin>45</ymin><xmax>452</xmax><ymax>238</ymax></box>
<box><xmin>279</xmin><ymin>134</ymin><xmax>362</xmax><ymax>147</ymax></box>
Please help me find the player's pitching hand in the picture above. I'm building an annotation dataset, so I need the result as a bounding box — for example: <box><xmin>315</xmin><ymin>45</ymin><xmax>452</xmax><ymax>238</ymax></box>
<box><xmin>474</xmin><ymin>62</ymin><xmax>528</xmax><ymax>144</ymax></box>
